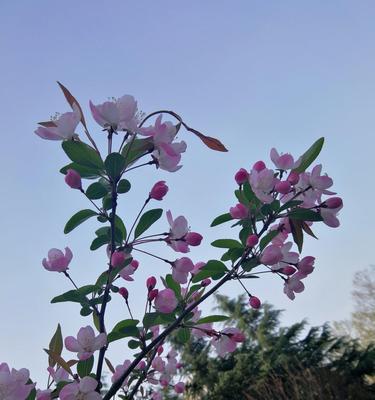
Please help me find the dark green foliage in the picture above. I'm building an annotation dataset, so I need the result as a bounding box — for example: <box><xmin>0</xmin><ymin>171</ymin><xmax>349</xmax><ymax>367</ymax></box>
<box><xmin>172</xmin><ymin>295</ymin><xmax>375</xmax><ymax>400</ymax></box>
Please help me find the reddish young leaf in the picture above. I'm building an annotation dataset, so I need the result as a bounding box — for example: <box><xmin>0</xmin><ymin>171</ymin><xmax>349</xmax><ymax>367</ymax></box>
<box><xmin>105</xmin><ymin>357</ymin><xmax>116</xmax><ymax>374</ymax></box>
<box><xmin>289</xmin><ymin>218</ymin><xmax>304</xmax><ymax>253</ymax></box>
<box><xmin>302</xmin><ymin>221</ymin><xmax>318</xmax><ymax>239</ymax></box>
<box><xmin>44</xmin><ymin>349</ymin><xmax>74</xmax><ymax>377</ymax></box>
<box><xmin>188</xmin><ymin>127</ymin><xmax>228</xmax><ymax>152</ymax></box>
<box><xmin>57</xmin><ymin>81</ymin><xmax>87</xmax><ymax>129</ymax></box>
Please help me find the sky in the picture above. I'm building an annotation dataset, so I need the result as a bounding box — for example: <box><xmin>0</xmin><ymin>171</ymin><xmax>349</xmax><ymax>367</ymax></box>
<box><xmin>0</xmin><ymin>0</ymin><xmax>374</xmax><ymax>388</ymax></box>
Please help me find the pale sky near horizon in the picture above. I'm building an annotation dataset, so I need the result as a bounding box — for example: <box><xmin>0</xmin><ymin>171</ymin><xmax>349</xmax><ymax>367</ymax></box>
<box><xmin>0</xmin><ymin>0</ymin><xmax>374</xmax><ymax>387</ymax></box>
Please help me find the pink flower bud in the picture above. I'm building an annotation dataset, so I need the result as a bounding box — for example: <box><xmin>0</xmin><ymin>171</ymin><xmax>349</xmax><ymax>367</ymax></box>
<box><xmin>149</xmin><ymin>181</ymin><xmax>169</xmax><ymax>200</ymax></box>
<box><xmin>249</xmin><ymin>296</ymin><xmax>261</xmax><ymax>309</ymax></box>
<box><xmin>148</xmin><ymin>289</ymin><xmax>159</xmax><ymax>301</ymax></box>
<box><xmin>246</xmin><ymin>234</ymin><xmax>259</xmax><ymax>247</ymax></box>
<box><xmin>229</xmin><ymin>203</ymin><xmax>248</xmax><ymax>219</ymax></box>
<box><xmin>130</xmin><ymin>259</ymin><xmax>139</xmax><ymax>270</ymax></box>
<box><xmin>325</xmin><ymin>197</ymin><xmax>343</xmax><ymax>209</ymax></box>
<box><xmin>160</xmin><ymin>379</ymin><xmax>169</xmax><ymax>388</ymax></box>
<box><xmin>174</xmin><ymin>382</ymin><xmax>185</xmax><ymax>394</ymax></box>
<box><xmin>201</xmin><ymin>278</ymin><xmax>211</xmax><ymax>287</ymax></box>
<box><xmin>287</xmin><ymin>171</ymin><xmax>299</xmax><ymax>185</ymax></box>
<box><xmin>235</xmin><ymin>168</ymin><xmax>248</xmax><ymax>185</ymax></box>
<box><xmin>157</xmin><ymin>346</ymin><xmax>163</xmax><ymax>355</ymax></box>
<box><xmin>185</xmin><ymin>232</ymin><xmax>203</xmax><ymax>246</ymax></box>
<box><xmin>111</xmin><ymin>251</ymin><xmax>126</xmax><ymax>267</ymax></box>
<box><xmin>176</xmin><ymin>362</ymin><xmax>183</xmax><ymax>369</ymax></box>
<box><xmin>275</xmin><ymin>180</ymin><xmax>291</xmax><ymax>194</ymax></box>
<box><xmin>281</xmin><ymin>266</ymin><xmax>296</xmax><ymax>276</ymax></box>
<box><xmin>119</xmin><ymin>287</ymin><xmax>129</xmax><ymax>300</ymax></box>
<box><xmin>252</xmin><ymin>161</ymin><xmax>266</xmax><ymax>172</ymax></box>
<box><xmin>146</xmin><ymin>276</ymin><xmax>157</xmax><ymax>290</ymax></box>
<box><xmin>65</xmin><ymin>169</ymin><xmax>82</xmax><ymax>190</ymax></box>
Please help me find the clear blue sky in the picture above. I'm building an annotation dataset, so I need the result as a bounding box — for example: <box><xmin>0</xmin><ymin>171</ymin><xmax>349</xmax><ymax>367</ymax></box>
<box><xmin>1</xmin><ymin>0</ymin><xmax>374</xmax><ymax>387</ymax></box>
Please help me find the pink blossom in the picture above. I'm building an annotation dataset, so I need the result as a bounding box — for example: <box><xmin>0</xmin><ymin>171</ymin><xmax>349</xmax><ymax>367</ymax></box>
<box><xmin>191</xmin><ymin>261</ymin><xmax>205</xmax><ymax>276</ymax></box>
<box><xmin>298</xmin><ymin>256</ymin><xmax>315</xmax><ymax>276</ymax></box>
<box><xmin>172</xmin><ymin>257</ymin><xmax>195</xmax><ymax>284</ymax></box>
<box><xmin>60</xmin><ymin>376</ymin><xmax>101</xmax><ymax>400</ymax></box>
<box><xmin>249</xmin><ymin>296</ymin><xmax>261</xmax><ymax>309</ymax></box>
<box><xmin>185</xmin><ymin>232</ymin><xmax>203</xmax><ymax>246</ymax></box>
<box><xmin>270</xmin><ymin>148</ymin><xmax>295</xmax><ymax>170</ymax></box>
<box><xmin>65</xmin><ymin>169</ymin><xmax>82</xmax><ymax>190</ymax></box>
<box><xmin>42</xmin><ymin>247</ymin><xmax>73</xmax><ymax>273</ymax></box>
<box><xmin>212</xmin><ymin>328</ymin><xmax>245</xmax><ymax>357</ymax></box>
<box><xmin>152</xmin><ymin>392</ymin><xmax>162</xmax><ymax>400</ymax></box>
<box><xmin>246</xmin><ymin>234</ymin><xmax>259</xmax><ymax>247</ymax></box>
<box><xmin>65</xmin><ymin>326</ymin><xmax>106</xmax><ymax>360</ymax></box>
<box><xmin>0</xmin><ymin>363</ymin><xmax>35</xmax><ymax>400</ymax></box>
<box><xmin>287</xmin><ymin>171</ymin><xmax>299</xmax><ymax>185</ymax></box>
<box><xmin>249</xmin><ymin>167</ymin><xmax>276</xmax><ymax>203</ymax></box>
<box><xmin>229</xmin><ymin>203</ymin><xmax>248</xmax><ymax>219</ymax></box>
<box><xmin>283</xmin><ymin>275</ymin><xmax>305</xmax><ymax>300</ymax></box>
<box><xmin>35</xmin><ymin>108</ymin><xmax>80</xmax><ymax>141</ymax></box>
<box><xmin>119</xmin><ymin>262</ymin><xmax>137</xmax><ymax>281</ymax></box>
<box><xmin>111</xmin><ymin>251</ymin><xmax>126</xmax><ymax>267</ymax></box>
<box><xmin>309</xmin><ymin>165</ymin><xmax>333</xmax><ymax>191</ymax></box>
<box><xmin>155</xmin><ymin>289</ymin><xmax>178</xmax><ymax>313</ymax></box>
<box><xmin>260</xmin><ymin>245</ymin><xmax>283</xmax><ymax>266</ymax></box>
<box><xmin>149</xmin><ymin>181</ymin><xmax>169</xmax><ymax>200</ymax></box>
<box><xmin>111</xmin><ymin>360</ymin><xmax>131</xmax><ymax>387</ymax></box>
<box><xmin>280</xmin><ymin>266</ymin><xmax>297</xmax><ymax>276</ymax></box>
<box><xmin>148</xmin><ymin>288</ymin><xmax>159</xmax><ymax>301</ymax></box>
<box><xmin>166</xmin><ymin>210</ymin><xmax>189</xmax><ymax>252</ymax></box>
<box><xmin>36</xmin><ymin>389</ymin><xmax>52</xmax><ymax>400</ymax></box>
<box><xmin>140</xmin><ymin>115</ymin><xmax>186</xmax><ymax>172</ymax></box>
<box><xmin>174</xmin><ymin>382</ymin><xmax>185</xmax><ymax>394</ymax></box>
<box><xmin>234</xmin><ymin>168</ymin><xmax>248</xmax><ymax>185</ymax></box>
<box><xmin>151</xmin><ymin>357</ymin><xmax>165</xmax><ymax>373</ymax></box>
<box><xmin>275</xmin><ymin>180</ymin><xmax>291</xmax><ymax>194</ymax></box>
<box><xmin>89</xmin><ymin>95</ymin><xmax>138</xmax><ymax>131</ymax></box>
<box><xmin>271</xmin><ymin>242</ymin><xmax>299</xmax><ymax>271</ymax></box>
<box><xmin>47</xmin><ymin>366</ymin><xmax>69</xmax><ymax>383</ymax></box>
<box><xmin>320</xmin><ymin>203</ymin><xmax>342</xmax><ymax>228</ymax></box>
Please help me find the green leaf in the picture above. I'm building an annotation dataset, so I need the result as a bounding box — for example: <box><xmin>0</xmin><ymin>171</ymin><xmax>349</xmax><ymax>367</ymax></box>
<box><xmin>102</xmin><ymin>195</ymin><xmax>112</xmax><ymax>211</ymax></box>
<box><xmin>90</xmin><ymin>235</ymin><xmax>109</xmax><ymax>251</ymax></box>
<box><xmin>259</xmin><ymin>230</ymin><xmax>280</xmax><ymax>251</ymax></box>
<box><xmin>128</xmin><ymin>340</ymin><xmax>141</xmax><ymax>349</ymax></box>
<box><xmin>80</xmin><ymin>306</ymin><xmax>93</xmax><ymax>316</ymax></box>
<box><xmin>241</xmin><ymin>257</ymin><xmax>260</xmax><ymax>272</ymax></box>
<box><xmin>77</xmin><ymin>356</ymin><xmax>94</xmax><ymax>378</ymax></box>
<box><xmin>192</xmin><ymin>260</ymin><xmax>228</xmax><ymax>283</ymax></box>
<box><xmin>93</xmin><ymin>312</ymin><xmax>100</xmax><ymax>332</ymax></box>
<box><xmin>211</xmin><ymin>213</ymin><xmax>233</xmax><ymax>227</ymax></box>
<box><xmin>235</xmin><ymin>189</ymin><xmax>248</xmax><ymax>205</ymax></box>
<box><xmin>117</xmin><ymin>179</ymin><xmax>131</xmax><ymax>194</ymax></box>
<box><xmin>115</xmin><ymin>215</ymin><xmax>127</xmax><ymax>242</ymax></box>
<box><xmin>134</xmin><ymin>208</ymin><xmax>163</xmax><ymax>239</ymax></box>
<box><xmin>196</xmin><ymin>315</ymin><xmax>229</xmax><ymax>324</ymax></box>
<box><xmin>26</xmin><ymin>384</ymin><xmax>36</xmax><ymax>400</ymax></box>
<box><xmin>242</xmin><ymin>182</ymin><xmax>258</xmax><ymax>203</ymax></box>
<box><xmin>48</xmin><ymin>324</ymin><xmax>63</xmax><ymax>367</ymax></box>
<box><xmin>288</xmin><ymin>208</ymin><xmax>323</xmax><ymax>221</ymax></box>
<box><xmin>211</xmin><ymin>239</ymin><xmax>244</xmax><ymax>249</ymax></box>
<box><xmin>51</xmin><ymin>285</ymin><xmax>98</xmax><ymax>304</ymax></box>
<box><xmin>107</xmin><ymin>319</ymin><xmax>140</xmax><ymax>343</ymax></box>
<box><xmin>220</xmin><ymin>248</ymin><xmax>244</xmax><ymax>263</ymax></box>
<box><xmin>62</xmin><ymin>141</ymin><xmax>104</xmax><ymax>170</ymax></box>
<box><xmin>105</xmin><ymin>153</ymin><xmax>126</xmax><ymax>181</ymax></box>
<box><xmin>176</xmin><ymin>328</ymin><xmax>190</xmax><ymax>344</ymax></box>
<box><xmin>121</xmin><ymin>137</ymin><xmax>154</xmax><ymax>167</ymax></box>
<box><xmin>60</xmin><ymin>163</ymin><xmax>101</xmax><ymax>179</ymax></box>
<box><xmin>143</xmin><ymin>312</ymin><xmax>161</xmax><ymax>330</ymax></box>
<box><xmin>64</xmin><ymin>209</ymin><xmax>97</xmax><ymax>234</ymax></box>
<box><xmin>85</xmin><ymin>182</ymin><xmax>108</xmax><ymax>199</ymax></box>
<box><xmin>289</xmin><ymin>218</ymin><xmax>304</xmax><ymax>253</ymax></box>
<box><xmin>165</xmin><ymin>274</ymin><xmax>182</xmax><ymax>299</ymax></box>
<box><xmin>293</xmin><ymin>137</ymin><xmax>325</xmax><ymax>173</ymax></box>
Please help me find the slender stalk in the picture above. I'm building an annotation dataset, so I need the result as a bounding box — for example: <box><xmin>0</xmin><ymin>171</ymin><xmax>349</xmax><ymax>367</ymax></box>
<box><xmin>125</xmin><ymin>198</ymin><xmax>150</xmax><ymax>246</ymax></box>
<box><xmin>95</xmin><ymin>178</ymin><xmax>118</xmax><ymax>386</ymax></box>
